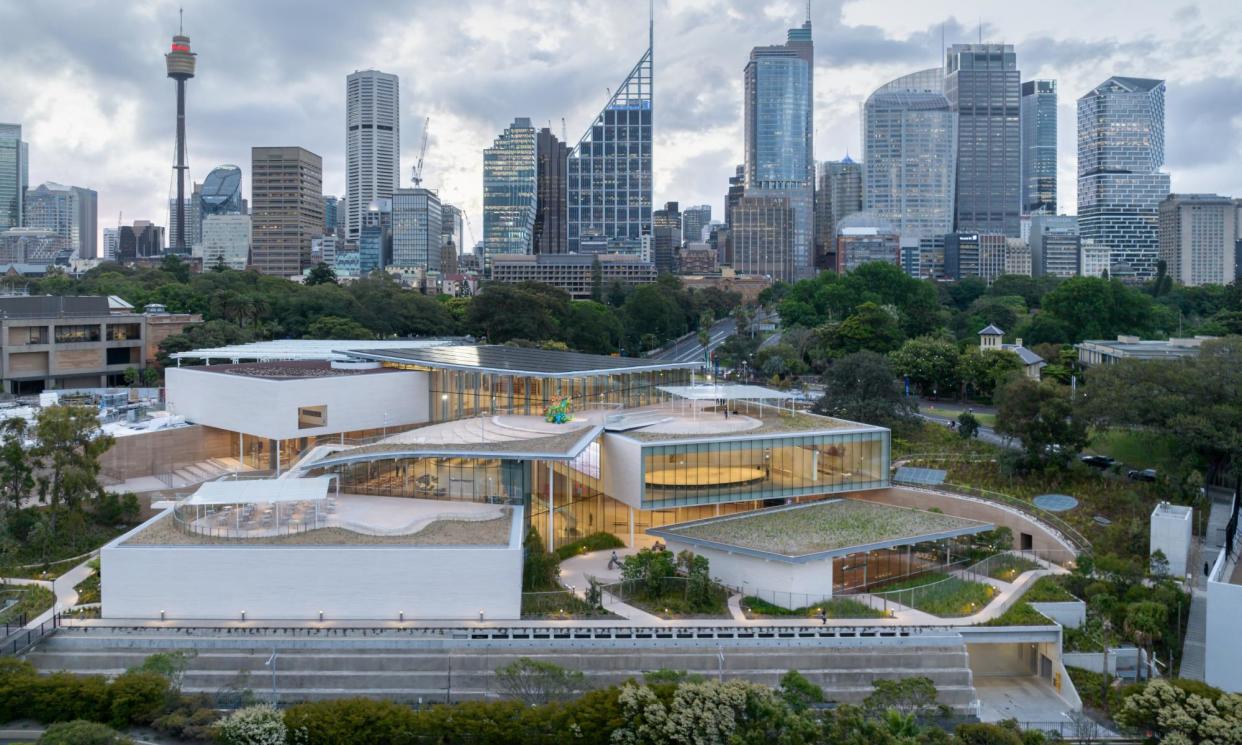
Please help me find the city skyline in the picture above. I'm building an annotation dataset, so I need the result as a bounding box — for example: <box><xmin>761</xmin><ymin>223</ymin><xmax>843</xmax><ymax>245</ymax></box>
<box><xmin>1</xmin><ymin>1</ymin><xmax>1240</xmax><ymax>250</ymax></box>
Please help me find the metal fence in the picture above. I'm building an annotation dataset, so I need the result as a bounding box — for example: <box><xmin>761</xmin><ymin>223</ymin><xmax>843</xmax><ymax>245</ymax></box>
<box><xmin>0</xmin><ymin>612</ymin><xmax>61</xmax><ymax>656</ymax></box>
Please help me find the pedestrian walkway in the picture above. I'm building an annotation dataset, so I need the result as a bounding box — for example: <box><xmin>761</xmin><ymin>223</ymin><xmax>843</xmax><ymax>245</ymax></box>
<box><xmin>558</xmin><ymin>547</ymin><xmax>666</xmax><ymax>622</ymax></box>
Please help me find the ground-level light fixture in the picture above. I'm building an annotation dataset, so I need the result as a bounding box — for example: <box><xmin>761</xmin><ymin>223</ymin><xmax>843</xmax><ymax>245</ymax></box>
<box><xmin>399</xmin><ymin>611</ymin><xmax>404</xmax><ymax>622</ymax></box>
<box><xmin>160</xmin><ymin>610</ymin><xmax>166</xmax><ymax>621</ymax></box>
<box><xmin>319</xmin><ymin>611</ymin><xmax>324</xmax><ymax>622</ymax></box>
<box><xmin>241</xmin><ymin>610</ymin><xmax>246</xmax><ymax>621</ymax></box>
<box><xmin>478</xmin><ymin>609</ymin><xmax>485</xmax><ymax>621</ymax></box>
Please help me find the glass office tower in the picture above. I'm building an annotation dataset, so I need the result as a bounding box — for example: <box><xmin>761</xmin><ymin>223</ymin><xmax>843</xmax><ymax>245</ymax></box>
<box><xmin>945</xmin><ymin>45</ymin><xmax>1021</xmax><ymax>237</ymax></box>
<box><xmin>483</xmin><ymin>118</ymin><xmax>537</xmax><ymax>263</ymax></box>
<box><xmin>392</xmin><ymin>187</ymin><xmax>442</xmax><ymax>270</ymax></box>
<box><xmin>863</xmin><ymin>69</ymin><xmax>957</xmax><ymax>247</ymax></box>
<box><xmin>743</xmin><ymin>18</ymin><xmax>814</xmax><ymax>280</ymax></box>
<box><xmin>1020</xmin><ymin>80</ymin><xmax>1057</xmax><ymax>214</ymax></box>
<box><xmin>201</xmin><ymin>165</ymin><xmax>243</xmax><ymax>219</ymax></box>
<box><xmin>0</xmin><ymin>124</ymin><xmax>28</xmax><ymax>231</ymax></box>
<box><xmin>566</xmin><ymin>34</ymin><xmax>652</xmax><ymax>255</ymax></box>
<box><xmin>1077</xmin><ymin>77</ymin><xmax>1170</xmax><ymax>280</ymax></box>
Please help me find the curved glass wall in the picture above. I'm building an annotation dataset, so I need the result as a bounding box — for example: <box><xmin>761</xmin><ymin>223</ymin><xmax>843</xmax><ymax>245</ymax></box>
<box><xmin>640</xmin><ymin>431</ymin><xmax>888</xmax><ymax>509</ymax></box>
<box><xmin>200</xmin><ymin>165</ymin><xmax>243</xmax><ymax>217</ymax></box>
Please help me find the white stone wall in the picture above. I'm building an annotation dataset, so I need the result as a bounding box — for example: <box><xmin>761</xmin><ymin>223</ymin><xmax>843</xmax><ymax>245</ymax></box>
<box><xmin>601</xmin><ymin>433</ymin><xmax>644</xmax><ymax>508</ymax></box>
<box><xmin>667</xmin><ymin>539</ymin><xmax>834</xmax><ymax>609</ymax></box>
<box><xmin>1150</xmin><ymin>504</ymin><xmax>1192</xmax><ymax>577</ymax></box>
<box><xmin>102</xmin><ymin>512</ymin><xmax>521</xmax><ymax>621</ymax></box>
<box><xmin>166</xmin><ymin>367</ymin><xmax>429</xmax><ymax>442</ymax></box>
<box><xmin>1207</xmin><ymin>550</ymin><xmax>1242</xmax><ymax>692</ymax></box>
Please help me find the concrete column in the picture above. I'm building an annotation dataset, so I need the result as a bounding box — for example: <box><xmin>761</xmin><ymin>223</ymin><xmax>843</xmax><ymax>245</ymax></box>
<box><xmin>239</xmin><ymin>433</ymin><xmax>244</xmax><ymax>471</ymax></box>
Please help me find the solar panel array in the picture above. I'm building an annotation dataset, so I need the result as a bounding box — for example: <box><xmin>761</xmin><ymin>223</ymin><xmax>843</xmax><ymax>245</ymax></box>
<box><xmin>893</xmin><ymin>466</ymin><xmax>947</xmax><ymax>485</ymax></box>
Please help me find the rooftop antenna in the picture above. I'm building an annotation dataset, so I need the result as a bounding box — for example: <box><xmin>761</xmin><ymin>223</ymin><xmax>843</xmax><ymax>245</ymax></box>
<box><xmin>940</xmin><ymin>22</ymin><xmax>945</xmax><ymax>66</ymax></box>
<box><xmin>179</xmin><ymin>6</ymin><xmax>183</xmax><ymax>34</ymax></box>
<box><xmin>806</xmin><ymin>0</ymin><xmax>811</xmax><ymax>24</ymax></box>
<box><xmin>978</xmin><ymin>17</ymin><xmax>982</xmax><ymax>44</ymax></box>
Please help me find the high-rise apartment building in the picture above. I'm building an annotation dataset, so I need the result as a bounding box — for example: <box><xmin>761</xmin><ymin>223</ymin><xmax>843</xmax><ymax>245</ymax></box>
<box><xmin>815</xmin><ymin>157</ymin><xmax>863</xmax><ymax>267</ymax></box>
<box><xmin>681</xmin><ymin>205</ymin><xmax>712</xmax><ymax>245</ymax></box>
<box><xmin>862</xmin><ymin>69</ymin><xmax>957</xmax><ymax>247</ymax></box>
<box><xmin>744</xmin><ymin>15</ymin><xmax>814</xmax><ymax>279</ymax></box>
<box><xmin>534</xmin><ymin>128</ymin><xmax>568</xmax><ymax>254</ymax></box>
<box><xmin>1029</xmin><ymin>215</ymin><xmax>1080</xmax><ymax>278</ymax></box>
<box><xmin>250</xmin><ymin>146</ymin><xmax>323</xmax><ymax>277</ymax></box>
<box><xmin>944</xmin><ymin>44</ymin><xmax>1020</xmax><ymax>236</ymax></box>
<box><xmin>1158</xmin><ymin>194</ymin><xmax>1238</xmax><ymax>287</ymax></box>
<box><xmin>197</xmin><ymin>214</ymin><xmax>251</xmax><ymax>270</ymax></box>
<box><xmin>483</xmin><ymin>118</ymin><xmax>537</xmax><ymax>263</ymax></box>
<box><xmin>652</xmin><ymin>201</ymin><xmax>681</xmax><ymax>274</ymax></box>
<box><xmin>1020</xmin><ymin>80</ymin><xmax>1057</xmax><ymax>214</ymax></box>
<box><xmin>0</xmin><ymin>124</ymin><xmax>28</xmax><ymax>231</ymax></box>
<box><xmin>345</xmin><ymin>70</ymin><xmax>399</xmax><ymax>241</ymax></box>
<box><xmin>567</xmin><ymin>26</ymin><xmax>652</xmax><ymax>255</ymax></box>
<box><xmin>392</xmin><ymin>188</ymin><xmax>442</xmax><ymax>271</ymax></box>
<box><xmin>727</xmin><ymin>194</ymin><xmax>793</xmax><ymax>279</ymax></box>
<box><xmin>1077</xmin><ymin>77</ymin><xmax>1170</xmax><ymax>279</ymax></box>
<box><xmin>24</xmin><ymin>183</ymin><xmax>97</xmax><ymax>259</ymax></box>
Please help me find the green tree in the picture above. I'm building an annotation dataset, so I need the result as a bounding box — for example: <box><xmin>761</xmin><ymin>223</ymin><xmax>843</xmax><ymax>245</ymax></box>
<box><xmin>957</xmin><ymin>411</ymin><xmax>980</xmax><ymax>439</ymax></box>
<box><xmin>777</xmin><ymin>670</ymin><xmax>824</xmax><ymax>713</ymax></box>
<box><xmin>622</xmin><ymin>283</ymin><xmax>688</xmax><ymax>351</ymax></box>
<box><xmin>863</xmin><ymin>676</ymin><xmax>938</xmax><ymax>715</ymax></box>
<box><xmin>888</xmin><ymin>336</ymin><xmax>961</xmax><ymax>397</ymax></box>
<box><xmin>823</xmin><ymin>302</ymin><xmax>904</xmax><ymax>358</ymax></box>
<box><xmin>159</xmin><ymin>253</ymin><xmax>191</xmax><ymax>283</ymax></box>
<box><xmin>122</xmin><ymin>366</ymin><xmax>138</xmax><ymax>388</ymax></box>
<box><xmin>141</xmin><ymin>366</ymin><xmax>160</xmax><ymax>387</ymax></box>
<box><xmin>994</xmin><ymin>378</ymin><xmax>1087</xmax><ymax>472</ymax></box>
<box><xmin>1124</xmin><ymin>601</ymin><xmax>1167</xmax><ymax>671</ymax></box>
<box><xmin>563</xmin><ymin>301</ymin><xmax>624</xmax><ymax>355</ymax></box>
<box><xmin>303</xmin><ymin>316</ymin><xmax>374</xmax><ymax>340</ymax></box>
<box><xmin>1040</xmin><ymin>276</ymin><xmax>1164</xmax><ymax>343</ymax></box>
<box><xmin>304</xmin><ymin>262</ymin><xmax>338</xmax><ymax>286</ymax></box>
<box><xmin>214</xmin><ymin>704</ymin><xmax>286</xmax><ymax>745</ymax></box>
<box><xmin>958</xmin><ymin>347</ymin><xmax>1024</xmax><ymax>402</ymax></box>
<box><xmin>32</xmin><ymin>405</ymin><xmax>115</xmax><ymax>536</ymax></box>
<box><xmin>0</xmin><ymin>419</ymin><xmax>34</xmax><ymax>511</ymax></box>
<box><xmin>814</xmin><ymin>351</ymin><xmax>915</xmax><ymax>428</ymax></box>
<box><xmin>494</xmin><ymin>658</ymin><xmax>585</xmax><ymax>706</ymax></box>
<box><xmin>35</xmin><ymin>721</ymin><xmax>133</xmax><ymax>745</ymax></box>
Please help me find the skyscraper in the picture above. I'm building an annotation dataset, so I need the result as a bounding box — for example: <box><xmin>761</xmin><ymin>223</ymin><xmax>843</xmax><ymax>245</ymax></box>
<box><xmin>681</xmin><ymin>205</ymin><xmax>712</xmax><ymax>244</ymax></box>
<box><xmin>724</xmin><ymin>165</ymin><xmax>745</xmax><ymax>228</ymax></box>
<box><xmin>359</xmin><ymin>199</ymin><xmax>391</xmax><ymax>275</ymax></box>
<box><xmin>323</xmin><ymin>195</ymin><xmax>339</xmax><ymax>235</ymax></box>
<box><xmin>198</xmin><ymin>214</ymin><xmax>251</xmax><ymax>271</ymax></box>
<box><xmin>392</xmin><ymin>188</ymin><xmax>442</xmax><ymax>270</ymax></box>
<box><xmin>102</xmin><ymin>228</ymin><xmax>119</xmax><ymax>261</ymax></box>
<box><xmin>165</xmin><ymin>24</ymin><xmax>196</xmax><ymax>254</ymax></box>
<box><xmin>815</xmin><ymin>157</ymin><xmax>862</xmax><ymax>267</ymax></box>
<box><xmin>534</xmin><ymin>128</ymin><xmax>568</xmax><ymax>254</ymax></box>
<box><xmin>1158</xmin><ymin>194</ymin><xmax>1238</xmax><ymax>287</ymax></box>
<box><xmin>250</xmin><ymin>146</ymin><xmax>323</xmax><ymax>277</ymax></box>
<box><xmin>728</xmin><ymin>194</ymin><xmax>794</xmax><ymax>279</ymax></box>
<box><xmin>119</xmin><ymin>221</ymin><xmax>164</xmax><ymax>260</ymax></box>
<box><xmin>1077</xmin><ymin>77</ymin><xmax>1170</xmax><ymax>279</ymax></box>
<box><xmin>862</xmin><ymin>69</ymin><xmax>957</xmax><ymax>246</ymax></box>
<box><xmin>1020</xmin><ymin>80</ymin><xmax>1057</xmax><ymax>214</ymax></box>
<box><xmin>483</xmin><ymin>118</ymin><xmax>538</xmax><ymax>262</ymax></box>
<box><xmin>346</xmin><ymin>70</ymin><xmax>400</xmax><ymax>241</ymax></box>
<box><xmin>201</xmin><ymin>165</ymin><xmax>242</xmax><ymax>219</ymax></box>
<box><xmin>652</xmin><ymin>201</ymin><xmax>681</xmax><ymax>274</ymax></box>
<box><xmin>24</xmin><ymin>183</ymin><xmax>97</xmax><ymax>259</ymax></box>
<box><xmin>0</xmin><ymin>124</ymin><xmax>28</xmax><ymax>231</ymax></box>
<box><xmin>744</xmin><ymin>14</ymin><xmax>814</xmax><ymax>279</ymax></box>
<box><xmin>944</xmin><ymin>44</ymin><xmax>1020</xmax><ymax>236</ymax></box>
<box><xmin>440</xmin><ymin>203</ymin><xmax>465</xmax><ymax>254</ymax></box>
<box><xmin>566</xmin><ymin>19</ymin><xmax>652</xmax><ymax>254</ymax></box>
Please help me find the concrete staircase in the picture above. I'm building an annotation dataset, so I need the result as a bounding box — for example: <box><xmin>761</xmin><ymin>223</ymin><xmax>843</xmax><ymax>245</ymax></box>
<box><xmin>26</xmin><ymin>633</ymin><xmax>977</xmax><ymax>709</ymax></box>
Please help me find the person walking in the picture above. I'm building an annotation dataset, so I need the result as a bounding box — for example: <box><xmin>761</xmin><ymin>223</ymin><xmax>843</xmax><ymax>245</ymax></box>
<box><xmin>608</xmin><ymin>551</ymin><xmax>621</xmax><ymax>571</ymax></box>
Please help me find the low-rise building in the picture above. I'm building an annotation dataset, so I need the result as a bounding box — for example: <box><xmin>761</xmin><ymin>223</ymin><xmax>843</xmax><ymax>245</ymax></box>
<box><xmin>489</xmin><ymin>253</ymin><xmax>656</xmax><ymax>299</ymax></box>
<box><xmin>678</xmin><ymin>243</ymin><xmax>718</xmax><ymax>274</ymax></box>
<box><xmin>979</xmin><ymin>324</ymin><xmax>1045</xmax><ymax>379</ymax></box>
<box><xmin>1076</xmin><ymin>334</ymin><xmax>1218</xmax><ymax>365</ymax></box>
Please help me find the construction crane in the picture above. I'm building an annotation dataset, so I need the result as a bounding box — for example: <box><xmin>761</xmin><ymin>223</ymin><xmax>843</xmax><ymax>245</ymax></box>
<box><xmin>411</xmin><ymin>116</ymin><xmax>430</xmax><ymax>187</ymax></box>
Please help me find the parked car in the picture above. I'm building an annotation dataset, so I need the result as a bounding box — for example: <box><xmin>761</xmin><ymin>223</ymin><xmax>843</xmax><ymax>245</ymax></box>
<box><xmin>1080</xmin><ymin>454</ymin><xmax>1116</xmax><ymax>469</ymax></box>
<box><xmin>1127</xmin><ymin>468</ymin><xmax>1158</xmax><ymax>482</ymax></box>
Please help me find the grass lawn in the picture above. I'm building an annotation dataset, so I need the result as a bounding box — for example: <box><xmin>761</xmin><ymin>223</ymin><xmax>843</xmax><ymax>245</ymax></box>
<box><xmin>986</xmin><ymin>554</ymin><xmax>1041</xmax><ymax>582</ymax></box>
<box><xmin>921</xmin><ymin>404</ymin><xmax>997</xmax><ymax>429</ymax></box>
<box><xmin>741</xmin><ymin>596</ymin><xmax>886</xmax><ymax>620</ymax></box>
<box><xmin>872</xmin><ymin>572</ymin><xmax>997</xmax><ymax>617</ymax></box>
<box><xmin>1086</xmin><ymin>429</ymin><xmax>1182</xmax><ymax>473</ymax></box>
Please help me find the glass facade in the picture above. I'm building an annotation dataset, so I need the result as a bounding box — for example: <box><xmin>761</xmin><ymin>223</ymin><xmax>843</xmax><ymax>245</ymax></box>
<box><xmin>200</xmin><ymin>165</ymin><xmax>243</xmax><ymax>226</ymax></box>
<box><xmin>863</xmin><ymin>70</ymin><xmax>958</xmax><ymax>246</ymax></box>
<box><xmin>0</xmin><ymin>124</ymin><xmax>27</xmax><ymax>231</ymax></box>
<box><xmin>639</xmin><ymin>431</ymin><xmax>887</xmax><ymax>510</ymax></box>
<box><xmin>1077</xmin><ymin>77</ymin><xmax>1170</xmax><ymax>279</ymax></box>
<box><xmin>483</xmin><ymin>118</ymin><xmax>537</xmax><ymax>262</ymax></box>
<box><xmin>1020</xmin><ymin>80</ymin><xmax>1057</xmax><ymax>214</ymax></box>
<box><xmin>744</xmin><ymin>22</ymin><xmax>814</xmax><ymax>279</ymax></box>
<box><xmin>945</xmin><ymin>45</ymin><xmax>1021</xmax><ymax>237</ymax></box>
<box><xmin>566</xmin><ymin>45</ymin><xmax>652</xmax><ymax>255</ymax></box>
<box><xmin>391</xmin><ymin>188</ymin><xmax>442</xmax><ymax>269</ymax></box>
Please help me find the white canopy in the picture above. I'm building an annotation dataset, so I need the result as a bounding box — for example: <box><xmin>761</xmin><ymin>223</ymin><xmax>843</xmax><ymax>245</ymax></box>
<box><xmin>658</xmin><ymin>384</ymin><xmax>797</xmax><ymax>402</ymax></box>
<box><xmin>184</xmin><ymin>477</ymin><xmax>332</xmax><ymax>506</ymax></box>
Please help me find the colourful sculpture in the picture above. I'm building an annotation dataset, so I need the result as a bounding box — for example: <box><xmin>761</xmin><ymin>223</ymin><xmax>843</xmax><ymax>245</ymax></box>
<box><xmin>545</xmin><ymin>398</ymin><xmax>573</xmax><ymax>424</ymax></box>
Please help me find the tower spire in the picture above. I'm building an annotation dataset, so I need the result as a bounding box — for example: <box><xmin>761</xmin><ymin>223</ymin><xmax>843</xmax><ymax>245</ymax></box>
<box><xmin>648</xmin><ymin>0</ymin><xmax>653</xmax><ymax>52</ymax></box>
<box><xmin>179</xmin><ymin>6</ymin><xmax>183</xmax><ymax>34</ymax></box>
<box><xmin>806</xmin><ymin>0</ymin><xmax>811</xmax><ymax>24</ymax></box>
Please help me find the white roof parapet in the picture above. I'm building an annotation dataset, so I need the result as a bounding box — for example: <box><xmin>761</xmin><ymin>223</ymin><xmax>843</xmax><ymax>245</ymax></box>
<box><xmin>171</xmin><ymin>338</ymin><xmax>466</xmax><ymax>363</ymax></box>
<box><xmin>657</xmin><ymin>384</ymin><xmax>797</xmax><ymax>401</ymax></box>
<box><xmin>184</xmin><ymin>477</ymin><xmax>332</xmax><ymax>506</ymax></box>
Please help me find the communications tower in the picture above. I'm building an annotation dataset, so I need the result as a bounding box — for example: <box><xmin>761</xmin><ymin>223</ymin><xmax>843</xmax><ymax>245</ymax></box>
<box><xmin>165</xmin><ymin>12</ymin><xmax>196</xmax><ymax>254</ymax></box>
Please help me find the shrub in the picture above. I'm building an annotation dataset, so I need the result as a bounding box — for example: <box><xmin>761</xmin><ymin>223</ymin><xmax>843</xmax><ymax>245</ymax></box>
<box><xmin>284</xmin><ymin>698</ymin><xmax>419</xmax><ymax>745</ymax></box>
<box><xmin>954</xmin><ymin>721</ymin><xmax>1024</xmax><ymax>745</ymax></box>
<box><xmin>215</xmin><ymin>705</ymin><xmax>287</xmax><ymax>745</ymax></box>
<box><xmin>554</xmin><ymin>532</ymin><xmax>625</xmax><ymax>561</ymax></box>
<box><xmin>36</xmin><ymin>720</ymin><xmax>133</xmax><ymax>745</ymax></box>
<box><xmin>108</xmin><ymin>670</ymin><xmax>170</xmax><ymax>728</ymax></box>
<box><xmin>522</xmin><ymin>529</ymin><xmax>560</xmax><ymax>592</ymax></box>
<box><xmin>1022</xmin><ymin>575</ymin><xmax>1077</xmax><ymax>603</ymax></box>
<box><xmin>27</xmin><ymin>672</ymin><xmax>110</xmax><ymax>724</ymax></box>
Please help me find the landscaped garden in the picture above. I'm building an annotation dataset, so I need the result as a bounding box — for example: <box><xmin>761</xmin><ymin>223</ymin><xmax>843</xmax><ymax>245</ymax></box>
<box><xmin>870</xmin><ymin>572</ymin><xmax>997</xmax><ymax>617</ymax></box>
<box><xmin>665</xmin><ymin>499</ymin><xmax>988</xmax><ymax>558</ymax></box>
<box><xmin>610</xmin><ymin>548</ymin><xmax>731</xmax><ymax>618</ymax></box>
<box><xmin>0</xmin><ymin>584</ymin><xmax>54</xmax><ymax>625</ymax></box>
<box><xmin>741</xmin><ymin>595</ymin><xmax>886</xmax><ymax>620</ymax></box>
<box><xmin>984</xmin><ymin>553</ymin><xmax>1041</xmax><ymax>582</ymax></box>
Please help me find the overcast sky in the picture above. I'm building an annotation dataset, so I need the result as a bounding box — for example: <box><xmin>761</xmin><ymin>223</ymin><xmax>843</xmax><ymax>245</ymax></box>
<box><xmin>3</xmin><ymin>0</ymin><xmax>1241</xmax><ymax>249</ymax></box>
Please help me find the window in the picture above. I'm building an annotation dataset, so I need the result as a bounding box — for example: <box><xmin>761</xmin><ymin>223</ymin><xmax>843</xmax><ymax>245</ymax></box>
<box><xmin>54</xmin><ymin>325</ymin><xmax>100</xmax><ymax>343</ymax></box>
<box><xmin>106</xmin><ymin>324</ymin><xmax>141</xmax><ymax>341</ymax></box>
<box><xmin>298</xmin><ymin>405</ymin><xmax>327</xmax><ymax>429</ymax></box>
<box><xmin>8</xmin><ymin>326</ymin><xmax>47</xmax><ymax>345</ymax></box>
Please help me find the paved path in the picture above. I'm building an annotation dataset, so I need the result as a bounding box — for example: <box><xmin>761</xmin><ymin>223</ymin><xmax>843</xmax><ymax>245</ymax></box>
<box><xmin>918</xmin><ymin>411</ymin><xmax>1014</xmax><ymax>450</ymax></box>
<box><xmin>1179</xmin><ymin>486</ymin><xmax>1233</xmax><ymax>679</ymax></box>
<box><xmin>9</xmin><ymin>559</ymin><xmax>95</xmax><ymax>631</ymax></box>
<box><xmin>559</xmin><ymin>548</ymin><xmax>665</xmax><ymax>623</ymax></box>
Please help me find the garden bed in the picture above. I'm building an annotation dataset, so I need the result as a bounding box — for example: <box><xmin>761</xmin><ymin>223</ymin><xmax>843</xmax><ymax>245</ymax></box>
<box><xmin>605</xmin><ymin>578</ymin><xmax>732</xmax><ymax>619</ymax></box>
<box><xmin>0</xmin><ymin>584</ymin><xmax>54</xmax><ymax>625</ymax></box>
<box><xmin>741</xmin><ymin>596</ymin><xmax>886</xmax><ymax>620</ymax></box>
<box><xmin>986</xmin><ymin>554</ymin><xmax>1041</xmax><ymax>582</ymax></box>
<box><xmin>521</xmin><ymin>590</ymin><xmax>620</xmax><ymax>620</ymax></box>
<box><xmin>870</xmin><ymin>572</ymin><xmax>997</xmax><ymax>617</ymax></box>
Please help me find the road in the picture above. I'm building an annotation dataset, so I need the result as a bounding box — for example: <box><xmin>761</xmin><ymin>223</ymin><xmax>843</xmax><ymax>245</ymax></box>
<box><xmin>916</xmin><ymin>410</ymin><xmax>1015</xmax><ymax>450</ymax></box>
<box><xmin>649</xmin><ymin>317</ymin><xmax>737</xmax><ymax>363</ymax></box>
